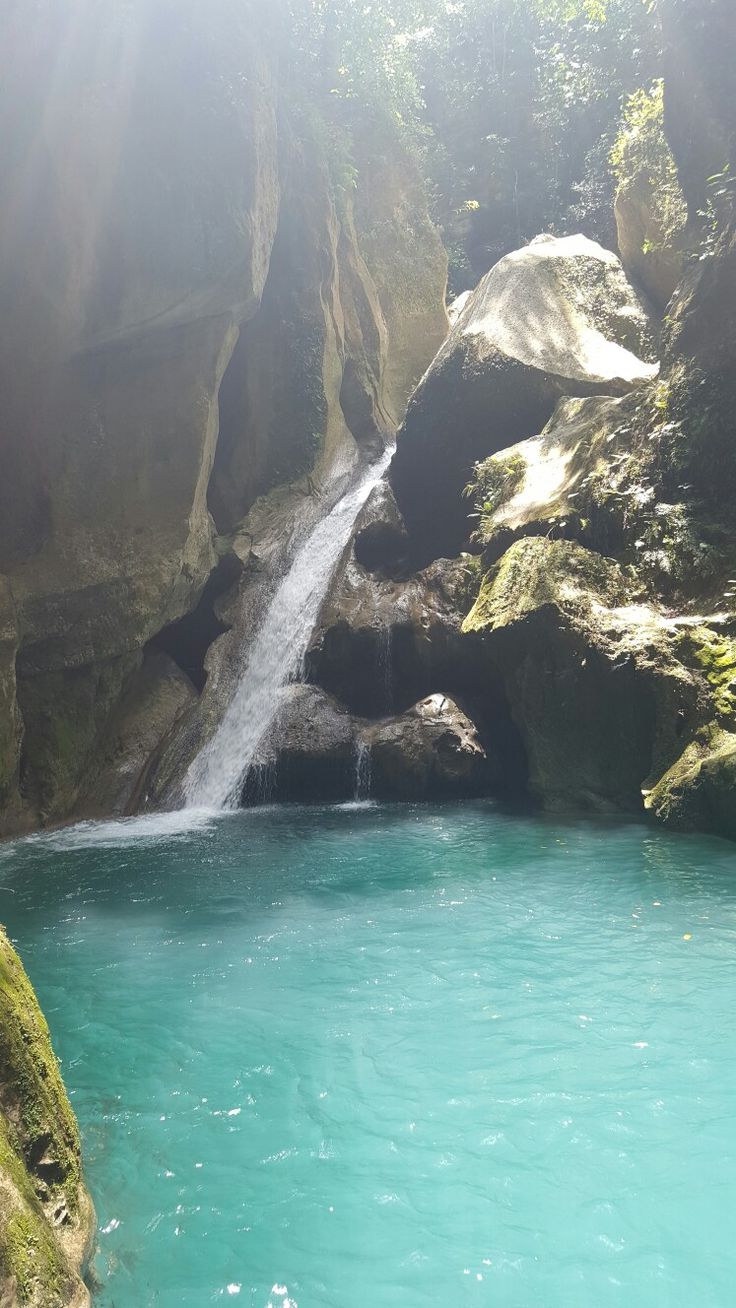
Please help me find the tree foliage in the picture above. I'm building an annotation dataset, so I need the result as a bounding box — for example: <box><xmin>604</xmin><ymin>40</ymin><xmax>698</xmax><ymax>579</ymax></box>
<box><xmin>284</xmin><ymin>0</ymin><xmax>664</xmax><ymax>288</ymax></box>
<box><xmin>610</xmin><ymin>79</ymin><xmax>687</xmax><ymax>253</ymax></box>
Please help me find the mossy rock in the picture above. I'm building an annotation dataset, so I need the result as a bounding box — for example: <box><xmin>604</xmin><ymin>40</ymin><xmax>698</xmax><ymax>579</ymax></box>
<box><xmin>677</xmin><ymin>626</ymin><xmax>736</xmax><ymax>721</ymax></box>
<box><xmin>462</xmin><ymin>536</ymin><xmax>628</xmax><ymax>636</ymax></box>
<box><xmin>648</xmin><ymin>729</ymin><xmax>736</xmax><ymax>839</ymax></box>
<box><xmin>462</xmin><ymin>537</ymin><xmax>700</xmax><ymax>813</ymax></box>
<box><xmin>0</xmin><ymin>930</ymin><xmax>93</xmax><ymax>1306</ymax></box>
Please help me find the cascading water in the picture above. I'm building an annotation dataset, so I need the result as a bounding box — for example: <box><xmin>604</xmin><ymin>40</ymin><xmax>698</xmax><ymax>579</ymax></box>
<box><xmin>183</xmin><ymin>449</ymin><xmax>392</xmax><ymax>810</ymax></box>
<box><xmin>353</xmin><ymin>739</ymin><xmax>372</xmax><ymax>801</ymax></box>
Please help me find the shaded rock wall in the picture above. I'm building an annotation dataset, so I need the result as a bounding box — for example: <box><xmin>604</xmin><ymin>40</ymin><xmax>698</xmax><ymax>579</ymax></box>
<box><xmin>660</xmin><ymin>0</ymin><xmax>735</xmax><ymax>223</ymax></box>
<box><xmin>0</xmin><ymin>0</ymin><xmax>447</xmax><ymax>833</ymax></box>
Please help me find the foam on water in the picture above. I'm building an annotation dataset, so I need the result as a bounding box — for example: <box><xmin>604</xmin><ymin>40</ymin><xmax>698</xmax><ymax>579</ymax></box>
<box><xmin>3</xmin><ymin>803</ymin><xmax>736</xmax><ymax>1308</ymax></box>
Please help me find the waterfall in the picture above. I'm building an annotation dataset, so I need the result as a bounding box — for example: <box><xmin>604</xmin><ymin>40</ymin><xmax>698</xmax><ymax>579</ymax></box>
<box><xmin>183</xmin><ymin>449</ymin><xmax>391</xmax><ymax>810</ymax></box>
<box><xmin>378</xmin><ymin>624</ymin><xmax>393</xmax><ymax>713</ymax></box>
<box><xmin>353</xmin><ymin>739</ymin><xmax>372</xmax><ymax>801</ymax></box>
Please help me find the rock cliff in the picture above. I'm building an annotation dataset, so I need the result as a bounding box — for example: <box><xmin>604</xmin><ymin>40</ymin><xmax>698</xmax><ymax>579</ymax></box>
<box><xmin>0</xmin><ymin>0</ymin><xmax>447</xmax><ymax>835</ymax></box>
<box><xmin>0</xmin><ymin>929</ymin><xmax>94</xmax><ymax>1307</ymax></box>
<box><xmin>299</xmin><ymin>0</ymin><xmax>735</xmax><ymax>838</ymax></box>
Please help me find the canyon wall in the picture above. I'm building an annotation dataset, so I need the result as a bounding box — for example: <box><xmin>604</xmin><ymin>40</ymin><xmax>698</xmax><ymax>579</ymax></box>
<box><xmin>0</xmin><ymin>0</ymin><xmax>448</xmax><ymax>834</ymax></box>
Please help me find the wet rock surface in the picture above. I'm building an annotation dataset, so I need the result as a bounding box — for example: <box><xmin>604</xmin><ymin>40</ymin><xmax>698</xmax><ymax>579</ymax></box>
<box><xmin>255</xmin><ymin>685</ymin><xmax>496</xmax><ymax>804</ymax></box>
<box><xmin>0</xmin><ymin>2</ymin><xmax>447</xmax><ymax>834</ymax></box>
<box><xmin>364</xmin><ymin>695</ymin><xmax>496</xmax><ymax>801</ymax></box>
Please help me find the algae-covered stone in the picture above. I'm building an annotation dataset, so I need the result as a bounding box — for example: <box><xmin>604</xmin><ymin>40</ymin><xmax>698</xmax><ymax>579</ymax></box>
<box><xmin>0</xmin><ymin>930</ymin><xmax>94</xmax><ymax>1307</ymax></box>
<box><xmin>391</xmin><ymin>233</ymin><xmax>658</xmax><ymax>558</ymax></box>
<box><xmin>463</xmin><ymin>537</ymin><xmax>700</xmax><ymax>813</ymax></box>
<box><xmin>464</xmin><ymin>394</ymin><xmax>630</xmax><ymax>554</ymax></box>
<box><xmin>649</xmin><ymin>729</ymin><xmax>736</xmax><ymax>839</ymax></box>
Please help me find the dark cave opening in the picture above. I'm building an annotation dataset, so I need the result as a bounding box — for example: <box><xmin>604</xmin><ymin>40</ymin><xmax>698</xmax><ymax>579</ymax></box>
<box><xmin>150</xmin><ymin>556</ymin><xmax>240</xmax><ymax>692</ymax></box>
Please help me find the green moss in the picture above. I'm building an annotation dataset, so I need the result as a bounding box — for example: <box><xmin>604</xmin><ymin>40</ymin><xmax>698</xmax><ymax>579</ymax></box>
<box><xmin>462</xmin><ymin>536</ymin><xmax>625</xmax><ymax>635</ymax></box>
<box><xmin>0</xmin><ymin>1198</ymin><xmax>70</xmax><ymax>1305</ymax></box>
<box><xmin>610</xmin><ymin>80</ymin><xmax>687</xmax><ymax>256</ymax></box>
<box><xmin>453</xmin><ymin>554</ymin><xmax>483</xmax><ymax>616</ymax></box>
<box><xmin>0</xmin><ymin>1110</ymin><xmax>76</xmax><ymax>1307</ymax></box>
<box><xmin>648</xmin><ymin>729</ymin><xmax>736</xmax><ymax>839</ymax></box>
<box><xmin>678</xmin><ymin>625</ymin><xmax>736</xmax><ymax>719</ymax></box>
<box><xmin>0</xmin><ymin>930</ymin><xmax>81</xmax><ymax>1210</ymax></box>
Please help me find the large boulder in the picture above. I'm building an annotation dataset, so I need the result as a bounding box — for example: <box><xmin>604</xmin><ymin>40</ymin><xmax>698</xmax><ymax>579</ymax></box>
<box><xmin>649</xmin><ymin>729</ymin><xmax>736</xmax><ymax>840</ymax></box>
<box><xmin>462</xmin><ymin>537</ymin><xmax>701</xmax><ymax>813</ymax></box>
<box><xmin>390</xmin><ymin>233</ymin><xmax>658</xmax><ymax>559</ymax></box>
<box><xmin>0</xmin><ymin>929</ymin><xmax>95</xmax><ymax>1307</ymax></box>
<box><xmin>364</xmin><ymin>694</ymin><xmax>495</xmax><ymax>800</ymax></box>
<box><xmin>257</xmin><ymin>685</ymin><xmax>495</xmax><ymax>803</ymax></box>
<box><xmin>0</xmin><ymin>2</ymin><xmax>448</xmax><ymax>833</ymax></box>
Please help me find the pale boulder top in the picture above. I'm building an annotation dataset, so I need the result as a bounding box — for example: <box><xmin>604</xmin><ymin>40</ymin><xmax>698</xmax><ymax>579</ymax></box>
<box><xmin>457</xmin><ymin>232</ymin><xmax>659</xmax><ymax>390</ymax></box>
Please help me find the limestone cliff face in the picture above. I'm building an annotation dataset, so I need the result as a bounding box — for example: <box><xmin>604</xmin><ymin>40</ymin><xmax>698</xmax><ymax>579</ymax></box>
<box><xmin>0</xmin><ymin>0</ymin><xmax>447</xmax><ymax>833</ymax></box>
<box><xmin>0</xmin><ymin>929</ymin><xmax>94</xmax><ymax>1307</ymax></box>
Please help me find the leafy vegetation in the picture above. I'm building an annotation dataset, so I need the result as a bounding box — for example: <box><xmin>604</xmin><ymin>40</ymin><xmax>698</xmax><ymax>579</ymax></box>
<box><xmin>610</xmin><ymin>79</ymin><xmax>687</xmax><ymax>254</ymax></box>
<box><xmin>284</xmin><ymin>0</ymin><xmax>662</xmax><ymax>287</ymax></box>
<box><xmin>464</xmin><ymin>451</ymin><xmax>527</xmax><ymax>542</ymax></box>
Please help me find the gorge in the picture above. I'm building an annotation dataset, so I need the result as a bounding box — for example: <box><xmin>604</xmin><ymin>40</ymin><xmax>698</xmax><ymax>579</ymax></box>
<box><xmin>1</xmin><ymin>0</ymin><xmax>736</xmax><ymax>1304</ymax></box>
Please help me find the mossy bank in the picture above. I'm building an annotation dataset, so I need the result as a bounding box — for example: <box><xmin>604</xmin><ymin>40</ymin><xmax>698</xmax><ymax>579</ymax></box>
<box><xmin>0</xmin><ymin>930</ymin><xmax>94</xmax><ymax>1307</ymax></box>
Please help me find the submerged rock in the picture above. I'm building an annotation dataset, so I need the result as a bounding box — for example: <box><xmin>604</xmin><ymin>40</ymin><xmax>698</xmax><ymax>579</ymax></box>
<box><xmin>0</xmin><ymin>929</ymin><xmax>94</xmax><ymax>1308</ymax></box>
<box><xmin>391</xmin><ymin>233</ymin><xmax>658</xmax><ymax>559</ymax></box>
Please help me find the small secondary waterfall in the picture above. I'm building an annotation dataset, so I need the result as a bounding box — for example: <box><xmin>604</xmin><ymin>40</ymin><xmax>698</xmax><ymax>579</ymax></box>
<box><xmin>353</xmin><ymin>739</ymin><xmax>372</xmax><ymax>801</ymax></box>
<box><xmin>183</xmin><ymin>449</ymin><xmax>391</xmax><ymax>810</ymax></box>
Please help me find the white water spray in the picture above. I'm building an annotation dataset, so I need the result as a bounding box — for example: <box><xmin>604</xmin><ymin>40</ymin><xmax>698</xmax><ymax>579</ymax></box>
<box><xmin>353</xmin><ymin>739</ymin><xmax>372</xmax><ymax>801</ymax></box>
<box><xmin>183</xmin><ymin>450</ymin><xmax>391</xmax><ymax>810</ymax></box>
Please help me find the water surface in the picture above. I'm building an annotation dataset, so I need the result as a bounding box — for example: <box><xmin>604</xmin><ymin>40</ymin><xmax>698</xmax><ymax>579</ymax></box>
<box><xmin>2</xmin><ymin>803</ymin><xmax>735</xmax><ymax>1307</ymax></box>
